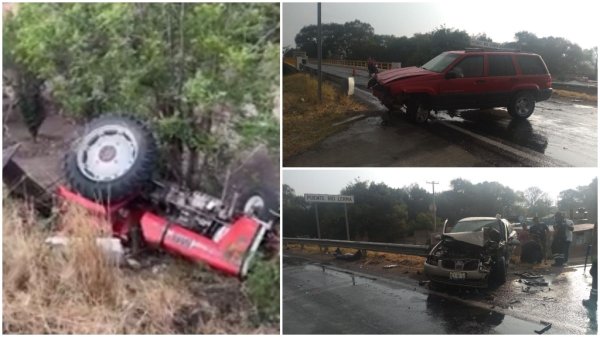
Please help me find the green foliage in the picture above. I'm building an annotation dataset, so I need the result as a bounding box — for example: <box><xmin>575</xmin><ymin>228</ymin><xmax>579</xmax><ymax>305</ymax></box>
<box><xmin>283</xmin><ymin>178</ymin><xmax>597</xmax><ymax>242</ymax></box>
<box><xmin>245</xmin><ymin>257</ymin><xmax>280</xmax><ymax>324</ymax></box>
<box><xmin>510</xmin><ymin>31</ymin><xmax>596</xmax><ymax>79</ymax></box>
<box><xmin>292</xmin><ymin>20</ymin><xmax>597</xmax><ymax>78</ymax></box>
<box><xmin>558</xmin><ymin>178</ymin><xmax>597</xmax><ymax>220</ymax></box>
<box><xmin>4</xmin><ymin>3</ymin><xmax>279</xmax><ymax>154</ymax></box>
<box><xmin>294</xmin><ymin>22</ymin><xmax>470</xmax><ymax>66</ymax></box>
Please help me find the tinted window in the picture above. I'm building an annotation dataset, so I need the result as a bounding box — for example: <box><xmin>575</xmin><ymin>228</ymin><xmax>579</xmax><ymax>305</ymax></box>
<box><xmin>450</xmin><ymin>56</ymin><xmax>483</xmax><ymax>78</ymax></box>
<box><xmin>517</xmin><ymin>55</ymin><xmax>547</xmax><ymax>75</ymax></box>
<box><xmin>489</xmin><ymin>55</ymin><xmax>516</xmax><ymax>76</ymax></box>
<box><xmin>422</xmin><ymin>52</ymin><xmax>461</xmax><ymax>73</ymax></box>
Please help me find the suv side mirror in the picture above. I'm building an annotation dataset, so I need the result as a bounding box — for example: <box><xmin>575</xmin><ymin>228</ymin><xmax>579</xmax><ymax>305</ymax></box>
<box><xmin>445</xmin><ymin>70</ymin><xmax>458</xmax><ymax>79</ymax></box>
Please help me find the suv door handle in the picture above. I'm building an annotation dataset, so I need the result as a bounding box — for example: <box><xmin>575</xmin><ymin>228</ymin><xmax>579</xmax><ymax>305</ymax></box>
<box><xmin>475</xmin><ymin>79</ymin><xmax>485</xmax><ymax>84</ymax></box>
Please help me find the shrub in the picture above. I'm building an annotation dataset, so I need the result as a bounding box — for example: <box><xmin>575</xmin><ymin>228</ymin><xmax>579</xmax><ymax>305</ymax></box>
<box><xmin>4</xmin><ymin>3</ymin><xmax>280</xmax><ymax>191</ymax></box>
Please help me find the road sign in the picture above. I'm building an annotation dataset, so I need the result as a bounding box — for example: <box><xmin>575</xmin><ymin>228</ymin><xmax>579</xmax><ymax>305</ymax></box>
<box><xmin>304</xmin><ymin>194</ymin><xmax>354</xmax><ymax>204</ymax></box>
<box><xmin>305</xmin><ymin>193</ymin><xmax>354</xmax><ymax>240</ymax></box>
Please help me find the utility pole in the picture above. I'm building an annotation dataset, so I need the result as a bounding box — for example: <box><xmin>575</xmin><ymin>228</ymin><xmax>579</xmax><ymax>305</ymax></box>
<box><xmin>314</xmin><ymin>203</ymin><xmax>321</xmax><ymax>239</ymax></box>
<box><xmin>427</xmin><ymin>181</ymin><xmax>439</xmax><ymax>233</ymax></box>
<box><xmin>317</xmin><ymin>3</ymin><xmax>322</xmax><ymax>102</ymax></box>
<box><xmin>344</xmin><ymin>203</ymin><xmax>350</xmax><ymax>241</ymax></box>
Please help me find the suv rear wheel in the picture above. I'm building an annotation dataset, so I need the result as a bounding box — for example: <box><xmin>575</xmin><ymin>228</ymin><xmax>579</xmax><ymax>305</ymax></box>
<box><xmin>508</xmin><ymin>92</ymin><xmax>535</xmax><ymax>119</ymax></box>
<box><xmin>406</xmin><ymin>99</ymin><xmax>430</xmax><ymax>124</ymax></box>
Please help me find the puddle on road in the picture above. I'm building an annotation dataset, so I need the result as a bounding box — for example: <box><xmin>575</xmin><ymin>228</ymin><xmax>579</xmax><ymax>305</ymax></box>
<box><xmin>435</xmin><ymin>108</ymin><xmax>550</xmax><ymax>154</ymax></box>
<box><xmin>573</xmin><ymin>104</ymin><xmax>595</xmax><ymax>109</ymax></box>
<box><xmin>287</xmin><ymin>259</ymin><xmax>565</xmax><ymax>334</ymax></box>
<box><xmin>431</xmin><ymin>102</ymin><xmax>597</xmax><ymax>166</ymax></box>
<box><xmin>425</xmin><ymin>294</ymin><xmax>549</xmax><ymax>334</ymax></box>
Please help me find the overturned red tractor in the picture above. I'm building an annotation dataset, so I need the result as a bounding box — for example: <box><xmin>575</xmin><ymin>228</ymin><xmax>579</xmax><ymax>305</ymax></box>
<box><xmin>4</xmin><ymin>115</ymin><xmax>279</xmax><ymax>278</ymax></box>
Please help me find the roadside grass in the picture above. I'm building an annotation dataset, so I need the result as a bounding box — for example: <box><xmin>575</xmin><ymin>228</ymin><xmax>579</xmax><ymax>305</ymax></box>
<box><xmin>553</xmin><ymin>89</ymin><xmax>597</xmax><ymax>104</ymax></box>
<box><xmin>2</xmin><ymin>197</ymin><xmax>279</xmax><ymax>334</ymax></box>
<box><xmin>244</xmin><ymin>257</ymin><xmax>280</xmax><ymax>324</ymax></box>
<box><xmin>283</xmin><ymin>73</ymin><xmax>368</xmax><ymax>160</ymax></box>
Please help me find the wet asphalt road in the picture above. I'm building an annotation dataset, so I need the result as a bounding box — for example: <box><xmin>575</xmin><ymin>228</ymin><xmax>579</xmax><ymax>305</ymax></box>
<box><xmin>298</xmin><ymin>63</ymin><xmax>597</xmax><ymax>167</ymax></box>
<box><xmin>283</xmin><ymin>255</ymin><xmax>594</xmax><ymax>335</ymax></box>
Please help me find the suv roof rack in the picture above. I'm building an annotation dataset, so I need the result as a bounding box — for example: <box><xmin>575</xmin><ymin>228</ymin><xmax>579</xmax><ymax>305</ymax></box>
<box><xmin>465</xmin><ymin>47</ymin><xmax>522</xmax><ymax>53</ymax></box>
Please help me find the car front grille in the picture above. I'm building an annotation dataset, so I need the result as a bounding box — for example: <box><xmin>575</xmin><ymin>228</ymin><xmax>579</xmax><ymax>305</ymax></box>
<box><xmin>440</xmin><ymin>259</ymin><xmax>479</xmax><ymax>271</ymax></box>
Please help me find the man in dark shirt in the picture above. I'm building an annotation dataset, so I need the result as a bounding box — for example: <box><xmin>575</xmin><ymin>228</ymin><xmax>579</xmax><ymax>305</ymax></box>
<box><xmin>529</xmin><ymin>217</ymin><xmax>549</xmax><ymax>261</ymax></box>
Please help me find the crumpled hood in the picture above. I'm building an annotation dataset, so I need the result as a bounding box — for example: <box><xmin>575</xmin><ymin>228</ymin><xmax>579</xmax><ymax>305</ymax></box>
<box><xmin>442</xmin><ymin>230</ymin><xmax>485</xmax><ymax>247</ymax></box>
<box><xmin>376</xmin><ymin>66</ymin><xmax>434</xmax><ymax>85</ymax></box>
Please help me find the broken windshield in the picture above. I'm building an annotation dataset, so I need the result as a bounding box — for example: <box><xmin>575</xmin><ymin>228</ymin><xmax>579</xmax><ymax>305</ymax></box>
<box><xmin>451</xmin><ymin>219</ymin><xmax>499</xmax><ymax>233</ymax></box>
<box><xmin>421</xmin><ymin>52</ymin><xmax>460</xmax><ymax>73</ymax></box>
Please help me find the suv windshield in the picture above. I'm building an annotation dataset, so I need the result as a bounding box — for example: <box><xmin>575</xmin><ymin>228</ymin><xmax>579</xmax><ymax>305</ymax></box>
<box><xmin>422</xmin><ymin>52</ymin><xmax>460</xmax><ymax>73</ymax></box>
<box><xmin>451</xmin><ymin>219</ymin><xmax>500</xmax><ymax>233</ymax></box>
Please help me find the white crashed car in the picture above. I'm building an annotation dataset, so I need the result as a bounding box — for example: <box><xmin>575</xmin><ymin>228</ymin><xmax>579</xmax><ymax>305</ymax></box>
<box><xmin>424</xmin><ymin>216</ymin><xmax>519</xmax><ymax>288</ymax></box>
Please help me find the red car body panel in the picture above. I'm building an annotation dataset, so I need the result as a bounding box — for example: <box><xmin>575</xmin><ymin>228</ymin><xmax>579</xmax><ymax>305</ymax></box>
<box><xmin>376</xmin><ymin>66</ymin><xmax>435</xmax><ymax>85</ymax></box>
<box><xmin>140</xmin><ymin>212</ymin><xmax>264</xmax><ymax>276</ymax></box>
<box><xmin>372</xmin><ymin>50</ymin><xmax>553</xmax><ymax>111</ymax></box>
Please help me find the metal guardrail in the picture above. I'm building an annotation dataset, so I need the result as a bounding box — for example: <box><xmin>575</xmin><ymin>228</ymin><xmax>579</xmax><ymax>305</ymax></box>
<box><xmin>283</xmin><ymin>237</ymin><xmax>431</xmax><ymax>256</ymax></box>
<box><xmin>284</xmin><ymin>56</ymin><xmax>400</xmax><ymax>71</ymax></box>
<box><xmin>308</xmin><ymin>58</ymin><xmax>395</xmax><ymax>70</ymax></box>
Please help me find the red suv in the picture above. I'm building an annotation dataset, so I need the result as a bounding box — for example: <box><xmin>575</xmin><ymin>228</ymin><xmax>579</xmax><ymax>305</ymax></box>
<box><xmin>370</xmin><ymin>50</ymin><xmax>553</xmax><ymax>123</ymax></box>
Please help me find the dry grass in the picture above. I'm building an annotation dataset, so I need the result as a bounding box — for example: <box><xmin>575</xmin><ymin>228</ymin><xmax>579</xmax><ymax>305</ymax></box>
<box><xmin>283</xmin><ymin>73</ymin><xmax>368</xmax><ymax>160</ymax></box>
<box><xmin>2</xmin><ymin>199</ymin><xmax>278</xmax><ymax>334</ymax></box>
<box><xmin>553</xmin><ymin>89</ymin><xmax>597</xmax><ymax>103</ymax></box>
<box><xmin>286</xmin><ymin>243</ymin><xmax>426</xmax><ymax>273</ymax></box>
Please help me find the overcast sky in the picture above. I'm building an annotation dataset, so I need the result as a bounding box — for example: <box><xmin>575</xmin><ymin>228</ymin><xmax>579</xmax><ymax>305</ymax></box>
<box><xmin>283</xmin><ymin>168</ymin><xmax>597</xmax><ymax>203</ymax></box>
<box><xmin>282</xmin><ymin>2</ymin><xmax>598</xmax><ymax>50</ymax></box>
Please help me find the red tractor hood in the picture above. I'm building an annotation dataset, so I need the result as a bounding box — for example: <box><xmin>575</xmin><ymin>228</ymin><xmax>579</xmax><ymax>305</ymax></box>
<box><xmin>376</xmin><ymin>66</ymin><xmax>433</xmax><ymax>85</ymax></box>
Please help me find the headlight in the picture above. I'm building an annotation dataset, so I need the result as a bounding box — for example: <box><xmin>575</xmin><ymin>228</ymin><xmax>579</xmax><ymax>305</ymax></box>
<box><xmin>426</xmin><ymin>256</ymin><xmax>439</xmax><ymax>265</ymax></box>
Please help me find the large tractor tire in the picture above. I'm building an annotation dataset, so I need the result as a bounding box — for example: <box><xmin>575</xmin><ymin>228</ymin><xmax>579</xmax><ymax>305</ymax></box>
<box><xmin>64</xmin><ymin>114</ymin><xmax>158</xmax><ymax>202</ymax></box>
<box><xmin>235</xmin><ymin>186</ymin><xmax>279</xmax><ymax>222</ymax></box>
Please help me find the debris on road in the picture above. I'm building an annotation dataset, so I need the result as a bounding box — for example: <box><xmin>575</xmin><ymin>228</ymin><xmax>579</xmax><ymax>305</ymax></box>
<box><xmin>522</xmin><ymin>286</ymin><xmax>543</xmax><ymax>294</ymax></box>
<box><xmin>334</xmin><ymin>248</ymin><xmax>362</xmax><ymax>261</ymax></box>
<box><xmin>332</xmin><ymin>114</ymin><xmax>366</xmax><ymax>127</ymax></box>
<box><xmin>523</xmin><ymin>279</ymin><xmax>549</xmax><ymax>287</ymax></box>
<box><xmin>383</xmin><ymin>264</ymin><xmax>399</xmax><ymax>269</ymax></box>
<box><xmin>535</xmin><ymin>321</ymin><xmax>552</xmax><ymax>334</ymax></box>
<box><xmin>514</xmin><ymin>271</ymin><xmax>543</xmax><ymax>279</ymax></box>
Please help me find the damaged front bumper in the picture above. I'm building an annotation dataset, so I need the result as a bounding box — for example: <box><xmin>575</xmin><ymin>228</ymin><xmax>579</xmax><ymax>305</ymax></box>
<box><xmin>424</xmin><ymin>259</ymin><xmax>491</xmax><ymax>288</ymax></box>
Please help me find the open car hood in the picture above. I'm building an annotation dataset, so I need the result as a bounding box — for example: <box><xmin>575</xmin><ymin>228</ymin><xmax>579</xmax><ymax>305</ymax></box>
<box><xmin>442</xmin><ymin>230</ymin><xmax>485</xmax><ymax>247</ymax></box>
<box><xmin>376</xmin><ymin>66</ymin><xmax>434</xmax><ymax>85</ymax></box>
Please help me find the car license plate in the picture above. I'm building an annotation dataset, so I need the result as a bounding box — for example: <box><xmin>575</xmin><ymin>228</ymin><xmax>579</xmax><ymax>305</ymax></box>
<box><xmin>449</xmin><ymin>272</ymin><xmax>466</xmax><ymax>280</ymax></box>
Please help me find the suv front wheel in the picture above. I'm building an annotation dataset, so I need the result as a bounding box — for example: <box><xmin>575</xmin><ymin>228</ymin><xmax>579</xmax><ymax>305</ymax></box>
<box><xmin>406</xmin><ymin>99</ymin><xmax>431</xmax><ymax>124</ymax></box>
<box><xmin>508</xmin><ymin>92</ymin><xmax>535</xmax><ymax>119</ymax></box>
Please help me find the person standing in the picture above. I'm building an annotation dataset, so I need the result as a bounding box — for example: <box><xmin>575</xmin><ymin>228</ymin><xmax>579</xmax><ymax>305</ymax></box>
<box><xmin>367</xmin><ymin>57</ymin><xmax>379</xmax><ymax>77</ymax></box>
<box><xmin>551</xmin><ymin>212</ymin><xmax>567</xmax><ymax>266</ymax></box>
<box><xmin>583</xmin><ymin>223</ymin><xmax>597</xmax><ymax>309</ymax></box>
<box><xmin>530</xmin><ymin>217</ymin><xmax>549</xmax><ymax>261</ymax></box>
<box><xmin>564</xmin><ymin>217</ymin><xmax>575</xmax><ymax>264</ymax></box>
